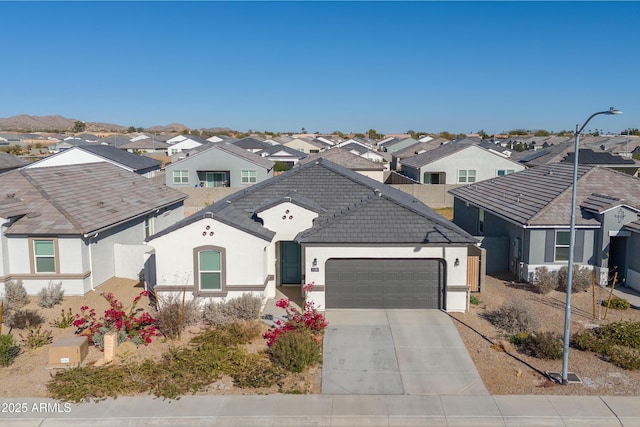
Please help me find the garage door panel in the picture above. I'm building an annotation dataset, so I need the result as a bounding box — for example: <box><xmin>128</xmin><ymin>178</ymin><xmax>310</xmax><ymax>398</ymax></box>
<box><xmin>325</xmin><ymin>258</ymin><xmax>443</xmax><ymax>309</ymax></box>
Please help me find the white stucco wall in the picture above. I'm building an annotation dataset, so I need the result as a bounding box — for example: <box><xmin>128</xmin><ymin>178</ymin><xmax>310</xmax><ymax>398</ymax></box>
<box><xmin>25</xmin><ymin>149</ymin><xmax>105</xmax><ymax>169</ymax></box>
<box><xmin>303</xmin><ymin>244</ymin><xmax>469</xmax><ymax>312</ymax></box>
<box><xmin>356</xmin><ymin>170</ymin><xmax>384</xmax><ymax>182</ymax></box>
<box><xmin>420</xmin><ymin>146</ymin><xmax>525</xmax><ymax>184</ymax></box>
<box><xmin>257</xmin><ymin>202</ymin><xmax>317</xmax><ymax>241</ymax></box>
<box><xmin>149</xmin><ymin>217</ymin><xmax>269</xmax><ymax>288</ymax></box>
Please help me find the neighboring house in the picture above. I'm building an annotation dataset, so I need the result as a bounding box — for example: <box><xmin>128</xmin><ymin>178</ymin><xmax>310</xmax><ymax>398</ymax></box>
<box><xmin>401</xmin><ymin>140</ymin><xmax>525</xmax><ymax>184</ymax></box>
<box><xmin>98</xmin><ymin>135</ymin><xmax>136</xmax><ymax>148</ymax></box>
<box><xmin>0</xmin><ymin>152</ymin><xmax>27</xmax><ymax>174</ymax></box>
<box><xmin>390</xmin><ymin>137</ymin><xmax>450</xmax><ymax>171</ymax></box>
<box><xmin>167</xmin><ymin>136</ymin><xmax>209</xmax><ymax>155</ymax></box>
<box><xmin>281</xmin><ymin>137</ymin><xmax>324</xmax><ymax>154</ymax></box>
<box><xmin>119</xmin><ymin>139</ymin><xmax>170</xmax><ymax>154</ymax></box>
<box><xmin>256</xmin><ymin>145</ymin><xmax>308</xmax><ymax>168</ymax></box>
<box><xmin>449</xmin><ymin>163</ymin><xmax>640</xmax><ymax>286</ymax></box>
<box><xmin>561</xmin><ymin>149</ymin><xmax>638</xmax><ymax>176</ymax></box>
<box><xmin>24</xmin><ymin>144</ymin><xmax>162</xmax><ymax>178</ymax></box>
<box><xmin>0</xmin><ymin>163</ymin><xmax>186</xmax><ymax>295</ymax></box>
<box><xmin>206</xmin><ymin>135</ymin><xmax>234</xmax><ymax>143</ymax></box>
<box><xmin>165</xmin><ymin>142</ymin><xmax>274</xmax><ymax>188</ymax></box>
<box><xmin>380</xmin><ymin>137</ymin><xmax>419</xmax><ymax>153</ymax></box>
<box><xmin>231</xmin><ymin>137</ymin><xmax>272</xmax><ymax>153</ymax></box>
<box><xmin>625</xmin><ymin>220</ymin><xmax>640</xmax><ymax>292</ymax></box>
<box><xmin>146</xmin><ymin>159</ymin><xmax>476</xmax><ymax>312</ymax></box>
<box><xmin>296</xmin><ymin>147</ymin><xmax>385</xmax><ymax>182</ymax></box>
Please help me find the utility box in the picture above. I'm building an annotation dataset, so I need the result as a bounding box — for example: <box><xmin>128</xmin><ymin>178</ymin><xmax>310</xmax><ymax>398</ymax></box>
<box><xmin>49</xmin><ymin>336</ymin><xmax>89</xmax><ymax>368</ymax></box>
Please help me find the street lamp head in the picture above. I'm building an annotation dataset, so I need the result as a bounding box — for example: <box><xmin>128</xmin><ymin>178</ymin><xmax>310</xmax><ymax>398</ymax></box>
<box><xmin>607</xmin><ymin>107</ymin><xmax>623</xmax><ymax>115</ymax></box>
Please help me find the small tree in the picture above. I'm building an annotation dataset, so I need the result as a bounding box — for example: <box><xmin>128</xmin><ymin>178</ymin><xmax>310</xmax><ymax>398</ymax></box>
<box><xmin>72</xmin><ymin>121</ymin><xmax>86</xmax><ymax>133</ymax></box>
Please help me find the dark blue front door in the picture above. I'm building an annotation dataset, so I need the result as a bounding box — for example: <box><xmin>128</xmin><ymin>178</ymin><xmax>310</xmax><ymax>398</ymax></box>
<box><xmin>280</xmin><ymin>241</ymin><xmax>302</xmax><ymax>284</ymax></box>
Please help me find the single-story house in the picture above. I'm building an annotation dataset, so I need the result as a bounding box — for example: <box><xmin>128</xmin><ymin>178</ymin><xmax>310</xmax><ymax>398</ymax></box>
<box><xmin>167</xmin><ymin>136</ymin><xmax>209</xmax><ymax>156</ymax></box>
<box><xmin>231</xmin><ymin>137</ymin><xmax>272</xmax><ymax>153</ymax></box>
<box><xmin>402</xmin><ymin>140</ymin><xmax>525</xmax><ymax>184</ymax></box>
<box><xmin>24</xmin><ymin>144</ymin><xmax>162</xmax><ymax>178</ymax></box>
<box><xmin>146</xmin><ymin>159</ymin><xmax>477</xmax><ymax>312</ymax></box>
<box><xmin>390</xmin><ymin>137</ymin><xmax>449</xmax><ymax>171</ymax></box>
<box><xmin>256</xmin><ymin>145</ymin><xmax>308</xmax><ymax>168</ymax></box>
<box><xmin>119</xmin><ymin>139</ymin><xmax>170</xmax><ymax>154</ymax></box>
<box><xmin>0</xmin><ymin>163</ymin><xmax>186</xmax><ymax>295</ymax></box>
<box><xmin>449</xmin><ymin>163</ymin><xmax>640</xmax><ymax>286</ymax></box>
<box><xmin>296</xmin><ymin>147</ymin><xmax>385</xmax><ymax>182</ymax></box>
<box><xmin>281</xmin><ymin>137</ymin><xmax>324</xmax><ymax>154</ymax></box>
<box><xmin>165</xmin><ymin>142</ymin><xmax>274</xmax><ymax>188</ymax></box>
<box><xmin>561</xmin><ymin>148</ymin><xmax>638</xmax><ymax>176</ymax></box>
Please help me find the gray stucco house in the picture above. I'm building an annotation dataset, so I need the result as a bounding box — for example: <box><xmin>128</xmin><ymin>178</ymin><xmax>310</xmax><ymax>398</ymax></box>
<box><xmin>0</xmin><ymin>163</ymin><xmax>186</xmax><ymax>295</ymax></box>
<box><xmin>165</xmin><ymin>142</ymin><xmax>274</xmax><ymax>188</ymax></box>
<box><xmin>449</xmin><ymin>163</ymin><xmax>640</xmax><ymax>288</ymax></box>
<box><xmin>147</xmin><ymin>159</ymin><xmax>477</xmax><ymax>312</ymax></box>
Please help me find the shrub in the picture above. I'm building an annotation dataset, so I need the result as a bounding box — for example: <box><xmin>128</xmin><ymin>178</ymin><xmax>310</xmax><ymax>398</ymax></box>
<box><xmin>3</xmin><ymin>280</ymin><xmax>29</xmax><ymax>311</ymax></box>
<box><xmin>19</xmin><ymin>322</ymin><xmax>53</xmax><ymax>349</ymax></box>
<box><xmin>73</xmin><ymin>291</ymin><xmax>159</xmax><ymax>350</ymax></box>
<box><xmin>483</xmin><ymin>300</ymin><xmax>539</xmax><ymax>334</ymax></box>
<box><xmin>263</xmin><ymin>297</ymin><xmax>328</xmax><ymax>347</ymax></box>
<box><xmin>7</xmin><ymin>309</ymin><xmax>44</xmax><ymax>330</ymax></box>
<box><xmin>469</xmin><ymin>294</ymin><xmax>481</xmax><ymax>305</ymax></box>
<box><xmin>37</xmin><ymin>281</ymin><xmax>64</xmax><ymax>308</ymax></box>
<box><xmin>0</xmin><ymin>334</ymin><xmax>20</xmax><ymax>367</ymax></box>
<box><xmin>607</xmin><ymin>346</ymin><xmax>640</xmax><ymax>370</ymax></box>
<box><xmin>50</xmin><ymin>308</ymin><xmax>74</xmax><ymax>329</ymax></box>
<box><xmin>155</xmin><ymin>294</ymin><xmax>201</xmax><ymax>339</ymax></box>
<box><xmin>602</xmin><ymin>296</ymin><xmax>631</xmax><ymax>311</ymax></box>
<box><xmin>598</xmin><ymin>321</ymin><xmax>640</xmax><ymax>350</ymax></box>
<box><xmin>557</xmin><ymin>265</ymin><xmax>593</xmax><ymax>293</ymax></box>
<box><xmin>202</xmin><ymin>293</ymin><xmax>262</xmax><ymax>326</ymax></box>
<box><xmin>573</xmin><ymin>328</ymin><xmax>608</xmax><ymax>353</ymax></box>
<box><xmin>231</xmin><ymin>353</ymin><xmax>286</xmax><ymax>388</ymax></box>
<box><xmin>532</xmin><ymin>267</ymin><xmax>558</xmax><ymax>294</ymax></box>
<box><xmin>509</xmin><ymin>331</ymin><xmax>530</xmax><ymax>346</ymax></box>
<box><xmin>269</xmin><ymin>330</ymin><xmax>322</xmax><ymax>373</ymax></box>
<box><xmin>520</xmin><ymin>331</ymin><xmax>564</xmax><ymax>360</ymax></box>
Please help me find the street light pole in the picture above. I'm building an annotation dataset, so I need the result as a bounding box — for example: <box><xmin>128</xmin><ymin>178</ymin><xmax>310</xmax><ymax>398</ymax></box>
<box><xmin>561</xmin><ymin>107</ymin><xmax>622</xmax><ymax>385</ymax></box>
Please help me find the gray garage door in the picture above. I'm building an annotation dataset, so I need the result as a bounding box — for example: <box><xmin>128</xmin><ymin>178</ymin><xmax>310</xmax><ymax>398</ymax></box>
<box><xmin>325</xmin><ymin>258</ymin><xmax>444</xmax><ymax>309</ymax></box>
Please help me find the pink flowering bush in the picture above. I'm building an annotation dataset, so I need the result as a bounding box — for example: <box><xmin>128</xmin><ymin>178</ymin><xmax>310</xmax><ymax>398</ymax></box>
<box><xmin>263</xmin><ymin>283</ymin><xmax>328</xmax><ymax>347</ymax></box>
<box><xmin>73</xmin><ymin>291</ymin><xmax>160</xmax><ymax>350</ymax></box>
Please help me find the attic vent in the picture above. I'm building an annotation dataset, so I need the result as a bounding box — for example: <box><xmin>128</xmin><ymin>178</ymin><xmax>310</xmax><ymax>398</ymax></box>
<box><xmin>6</xmin><ymin>193</ymin><xmax>15</xmax><ymax>199</ymax></box>
<box><xmin>373</xmin><ymin>189</ymin><xmax>381</xmax><ymax>197</ymax></box>
<box><xmin>547</xmin><ymin>169</ymin><xmax>553</xmax><ymax>175</ymax></box>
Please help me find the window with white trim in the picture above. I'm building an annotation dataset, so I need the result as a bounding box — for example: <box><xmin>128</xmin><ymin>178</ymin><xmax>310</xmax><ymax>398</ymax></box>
<box><xmin>497</xmin><ymin>169</ymin><xmax>515</xmax><ymax>177</ymax></box>
<box><xmin>198</xmin><ymin>250</ymin><xmax>222</xmax><ymax>290</ymax></box>
<box><xmin>555</xmin><ymin>231</ymin><xmax>570</xmax><ymax>261</ymax></box>
<box><xmin>144</xmin><ymin>215</ymin><xmax>153</xmax><ymax>239</ymax></box>
<box><xmin>172</xmin><ymin>170</ymin><xmax>189</xmax><ymax>184</ymax></box>
<box><xmin>241</xmin><ymin>170</ymin><xmax>257</xmax><ymax>184</ymax></box>
<box><xmin>458</xmin><ymin>169</ymin><xmax>476</xmax><ymax>183</ymax></box>
<box><xmin>34</xmin><ymin>239</ymin><xmax>56</xmax><ymax>273</ymax></box>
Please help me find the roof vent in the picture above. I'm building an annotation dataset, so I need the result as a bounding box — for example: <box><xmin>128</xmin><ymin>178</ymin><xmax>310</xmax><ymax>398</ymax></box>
<box><xmin>6</xmin><ymin>193</ymin><xmax>15</xmax><ymax>199</ymax></box>
<box><xmin>374</xmin><ymin>189</ymin><xmax>381</xmax><ymax>197</ymax></box>
<box><xmin>547</xmin><ymin>169</ymin><xmax>553</xmax><ymax>175</ymax></box>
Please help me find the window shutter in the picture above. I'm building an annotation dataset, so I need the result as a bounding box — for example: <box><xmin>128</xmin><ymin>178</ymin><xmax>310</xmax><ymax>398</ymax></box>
<box><xmin>574</xmin><ymin>229</ymin><xmax>585</xmax><ymax>263</ymax></box>
<box><xmin>544</xmin><ymin>230</ymin><xmax>555</xmax><ymax>263</ymax></box>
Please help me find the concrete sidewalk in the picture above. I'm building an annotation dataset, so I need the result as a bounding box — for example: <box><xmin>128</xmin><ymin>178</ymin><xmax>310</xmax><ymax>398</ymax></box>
<box><xmin>1</xmin><ymin>394</ymin><xmax>639</xmax><ymax>426</ymax></box>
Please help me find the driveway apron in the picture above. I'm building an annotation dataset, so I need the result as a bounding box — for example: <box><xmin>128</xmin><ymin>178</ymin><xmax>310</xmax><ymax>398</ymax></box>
<box><xmin>322</xmin><ymin>309</ymin><xmax>488</xmax><ymax>395</ymax></box>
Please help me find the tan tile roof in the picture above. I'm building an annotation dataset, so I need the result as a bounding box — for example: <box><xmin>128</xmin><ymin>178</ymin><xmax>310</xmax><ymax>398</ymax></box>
<box><xmin>0</xmin><ymin>162</ymin><xmax>186</xmax><ymax>235</ymax></box>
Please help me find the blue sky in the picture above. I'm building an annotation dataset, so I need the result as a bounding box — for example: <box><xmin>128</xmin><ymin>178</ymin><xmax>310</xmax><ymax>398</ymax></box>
<box><xmin>1</xmin><ymin>1</ymin><xmax>638</xmax><ymax>134</ymax></box>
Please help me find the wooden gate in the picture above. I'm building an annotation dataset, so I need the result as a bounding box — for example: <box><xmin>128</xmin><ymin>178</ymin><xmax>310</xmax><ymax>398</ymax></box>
<box><xmin>467</xmin><ymin>255</ymin><xmax>480</xmax><ymax>292</ymax></box>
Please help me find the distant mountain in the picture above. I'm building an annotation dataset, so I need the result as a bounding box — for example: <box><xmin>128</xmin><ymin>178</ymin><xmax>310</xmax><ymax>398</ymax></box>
<box><xmin>147</xmin><ymin>123</ymin><xmax>189</xmax><ymax>133</ymax></box>
<box><xmin>0</xmin><ymin>114</ymin><xmax>127</xmax><ymax>132</ymax></box>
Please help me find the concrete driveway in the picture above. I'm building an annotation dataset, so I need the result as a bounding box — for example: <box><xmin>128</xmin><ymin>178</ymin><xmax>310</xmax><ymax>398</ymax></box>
<box><xmin>322</xmin><ymin>309</ymin><xmax>488</xmax><ymax>395</ymax></box>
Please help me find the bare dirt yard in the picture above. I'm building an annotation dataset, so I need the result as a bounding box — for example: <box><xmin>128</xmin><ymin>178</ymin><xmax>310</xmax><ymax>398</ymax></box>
<box><xmin>3</xmin><ymin>274</ymin><xmax>640</xmax><ymax>398</ymax></box>
<box><xmin>0</xmin><ymin>278</ymin><xmax>320</xmax><ymax>398</ymax></box>
<box><xmin>450</xmin><ymin>272</ymin><xmax>640</xmax><ymax>395</ymax></box>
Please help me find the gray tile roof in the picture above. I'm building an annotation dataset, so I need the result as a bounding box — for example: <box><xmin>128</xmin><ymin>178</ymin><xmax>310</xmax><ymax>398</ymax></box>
<box><xmin>171</xmin><ymin>142</ymin><xmax>275</xmax><ymax>169</ymax></box>
<box><xmin>401</xmin><ymin>140</ymin><xmax>477</xmax><ymax>168</ymax></box>
<box><xmin>0</xmin><ymin>152</ymin><xmax>27</xmax><ymax>171</ymax></box>
<box><xmin>392</xmin><ymin>138</ymin><xmax>449</xmax><ymax>160</ymax></box>
<box><xmin>119</xmin><ymin>139</ymin><xmax>170</xmax><ymax>150</ymax></box>
<box><xmin>232</xmin><ymin>137</ymin><xmax>271</xmax><ymax>150</ymax></box>
<box><xmin>257</xmin><ymin>144</ymin><xmax>309</xmax><ymax>159</ymax></box>
<box><xmin>75</xmin><ymin>145</ymin><xmax>161</xmax><ymax>171</ymax></box>
<box><xmin>0</xmin><ymin>163</ymin><xmax>186</xmax><ymax>235</ymax></box>
<box><xmin>296</xmin><ymin>147</ymin><xmax>384</xmax><ymax>170</ymax></box>
<box><xmin>562</xmin><ymin>148</ymin><xmax>636</xmax><ymax>165</ymax></box>
<box><xmin>97</xmin><ymin>135</ymin><xmax>135</xmax><ymax>148</ymax></box>
<box><xmin>150</xmin><ymin>159</ymin><xmax>475</xmax><ymax>245</ymax></box>
<box><xmin>450</xmin><ymin>163</ymin><xmax>640</xmax><ymax>227</ymax></box>
<box><xmin>581</xmin><ymin>193</ymin><xmax>639</xmax><ymax>214</ymax></box>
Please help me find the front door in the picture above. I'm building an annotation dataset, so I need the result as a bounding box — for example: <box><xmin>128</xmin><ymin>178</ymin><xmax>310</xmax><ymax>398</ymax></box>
<box><xmin>280</xmin><ymin>241</ymin><xmax>302</xmax><ymax>284</ymax></box>
<box><xmin>608</xmin><ymin>236</ymin><xmax>628</xmax><ymax>285</ymax></box>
